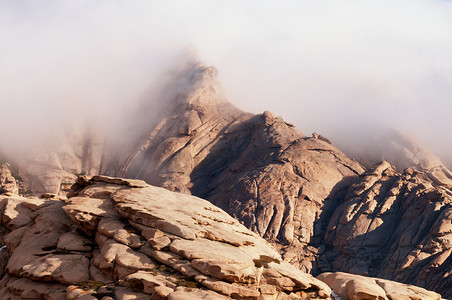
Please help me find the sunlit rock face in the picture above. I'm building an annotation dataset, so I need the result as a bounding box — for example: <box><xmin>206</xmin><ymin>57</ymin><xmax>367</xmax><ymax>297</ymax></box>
<box><xmin>0</xmin><ymin>175</ymin><xmax>332</xmax><ymax>299</ymax></box>
<box><xmin>317</xmin><ymin>272</ymin><xmax>442</xmax><ymax>300</ymax></box>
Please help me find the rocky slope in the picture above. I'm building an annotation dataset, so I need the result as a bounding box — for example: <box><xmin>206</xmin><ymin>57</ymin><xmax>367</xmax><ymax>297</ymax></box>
<box><xmin>322</xmin><ymin>161</ymin><xmax>452</xmax><ymax>297</ymax></box>
<box><xmin>0</xmin><ymin>175</ymin><xmax>332</xmax><ymax>299</ymax></box>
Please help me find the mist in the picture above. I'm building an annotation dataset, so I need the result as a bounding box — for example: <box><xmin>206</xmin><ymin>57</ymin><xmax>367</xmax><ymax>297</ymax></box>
<box><xmin>1</xmin><ymin>0</ymin><xmax>451</xmax><ymax>166</ymax></box>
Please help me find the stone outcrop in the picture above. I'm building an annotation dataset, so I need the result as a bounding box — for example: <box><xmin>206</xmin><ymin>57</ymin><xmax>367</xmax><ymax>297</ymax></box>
<box><xmin>318</xmin><ymin>272</ymin><xmax>442</xmax><ymax>300</ymax></box>
<box><xmin>0</xmin><ymin>163</ymin><xmax>19</xmax><ymax>195</ymax></box>
<box><xmin>322</xmin><ymin>161</ymin><xmax>452</xmax><ymax>298</ymax></box>
<box><xmin>0</xmin><ymin>175</ymin><xmax>332</xmax><ymax>299</ymax></box>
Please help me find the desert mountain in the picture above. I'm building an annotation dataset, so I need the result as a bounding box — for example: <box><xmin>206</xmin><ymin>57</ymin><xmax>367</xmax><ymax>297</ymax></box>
<box><xmin>0</xmin><ymin>61</ymin><xmax>451</xmax><ymax>298</ymax></box>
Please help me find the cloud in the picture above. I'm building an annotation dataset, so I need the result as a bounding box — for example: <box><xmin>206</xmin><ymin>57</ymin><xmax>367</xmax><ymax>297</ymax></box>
<box><xmin>0</xmin><ymin>0</ymin><xmax>451</xmax><ymax>164</ymax></box>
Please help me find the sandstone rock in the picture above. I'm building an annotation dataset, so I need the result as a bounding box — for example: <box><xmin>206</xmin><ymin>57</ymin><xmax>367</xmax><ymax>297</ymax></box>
<box><xmin>0</xmin><ymin>176</ymin><xmax>332</xmax><ymax>299</ymax></box>
<box><xmin>0</xmin><ymin>60</ymin><xmax>450</xmax><ymax>299</ymax></box>
<box><xmin>317</xmin><ymin>272</ymin><xmax>441</xmax><ymax>300</ymax></box>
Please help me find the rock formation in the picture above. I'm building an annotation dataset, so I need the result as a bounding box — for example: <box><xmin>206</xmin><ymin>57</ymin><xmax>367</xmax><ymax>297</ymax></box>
<box><xmin>0</xmin><ymin>175</ymin><xmax>332</xmax><ymax>299</ymax></box>
<box><xmin>318</xmin><ymin>272</ymin><xmax>441</xmax><ymax>300</ymax></box>
<box><xmin>0</xmin><ymin>163</ymin><xmax>18</xmax><ymax>195</ymax></box>
<box><xmin>322</xmin><ymin>161</ymin><xmax>452</xmax><ymax>298</ymax></box>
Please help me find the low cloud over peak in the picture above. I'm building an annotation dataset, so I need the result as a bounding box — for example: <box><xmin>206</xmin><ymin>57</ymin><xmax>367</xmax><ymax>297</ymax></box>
<box><xmin>0</xmin><ymin>1</ymin><xmax>451</xmax><ymax>165</ymax></box>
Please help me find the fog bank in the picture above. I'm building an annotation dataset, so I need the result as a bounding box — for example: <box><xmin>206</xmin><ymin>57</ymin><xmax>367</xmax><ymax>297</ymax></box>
<box><xmin>1</xmin><ymin>0</ymin><xmax>451</xmax><ymax>165</ymax></box>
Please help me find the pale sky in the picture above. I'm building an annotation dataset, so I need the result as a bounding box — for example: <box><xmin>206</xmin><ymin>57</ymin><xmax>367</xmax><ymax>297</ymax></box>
<box><xmin>1</xmin><ymin>0</ymin><xmax>451</xmax><ymax>163</ymax></box>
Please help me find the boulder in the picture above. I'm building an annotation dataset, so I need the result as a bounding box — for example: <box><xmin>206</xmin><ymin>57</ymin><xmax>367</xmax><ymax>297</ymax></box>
<box><xmin>317</xmin><ymin>272</ymin><xmax>441</xmax><ymax>300</ymax></box>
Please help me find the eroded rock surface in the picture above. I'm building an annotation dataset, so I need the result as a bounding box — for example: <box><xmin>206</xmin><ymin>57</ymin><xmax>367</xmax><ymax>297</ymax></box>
<box><xmin>0</xmin><ymin>175</ymin><xmax>332</xmax><ymax>299</ymax></box>
<box><xmin>317</xmin><ymin>272</ymin><xmax>441</xmax><ymax>300</ymax></box>
<box><xmin>322</xmin><ymin>162</ymin><xmax>452</xmax><ymax>298</ymax></box>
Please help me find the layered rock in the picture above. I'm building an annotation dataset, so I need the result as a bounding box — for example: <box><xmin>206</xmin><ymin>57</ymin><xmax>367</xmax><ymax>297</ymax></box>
<box><xmin>0</xmin><ymin>175</ymin><xmax>332</xmax><ymax>299</ymax></box>
<box><xmin>322</xmin><ymin>161</ymin><xmax>452</xmax><ymax>298</ymax></box>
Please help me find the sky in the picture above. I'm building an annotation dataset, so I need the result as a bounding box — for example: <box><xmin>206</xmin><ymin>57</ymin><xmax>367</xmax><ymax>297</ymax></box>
<box><xmin>0</xmin><ymin>0</ymin><xmax>451</xmax><ymax>164</ymax></box>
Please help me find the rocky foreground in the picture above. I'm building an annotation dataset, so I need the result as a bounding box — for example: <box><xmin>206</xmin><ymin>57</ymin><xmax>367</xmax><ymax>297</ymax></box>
<box><xmin>0</xmin><ymin>176</ymin><xmax>443</xmax><ymax>299</ymax></box>
<box><xmin>0</xmin><ymin>175</ymin><xmax>333</xmax><ymax>299</ymax></box>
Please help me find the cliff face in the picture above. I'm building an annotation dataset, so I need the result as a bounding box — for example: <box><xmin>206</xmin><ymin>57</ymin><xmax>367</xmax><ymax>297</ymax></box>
<box><xmin>1</xmin><ymin>130</ymin><xmax>104</xmax><ymax>196</ymax></box>
<box><xmin>0</xmin><ymin>176</ymin><xmax>443</xmax><ymax>300</ymax></box>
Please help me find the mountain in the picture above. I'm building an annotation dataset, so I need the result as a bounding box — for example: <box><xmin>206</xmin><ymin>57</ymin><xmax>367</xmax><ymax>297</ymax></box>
<box><xmin>99</xmin><ymin>62</ymin><xmax>366</xmax><ymax>272</ymax></box>
<box><xmin>0</xmin><ymin>61</ymin><xmax>451</xmax><ymax>298</ymax></box>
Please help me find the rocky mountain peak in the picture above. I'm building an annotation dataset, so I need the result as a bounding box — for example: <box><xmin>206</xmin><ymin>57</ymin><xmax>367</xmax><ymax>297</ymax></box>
<box><xmin>168</xmin><ymin>61</ymin><xmax>226</xmax><ymax>108</ymax></box>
